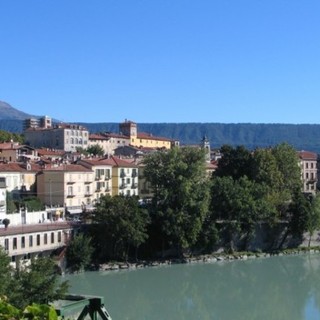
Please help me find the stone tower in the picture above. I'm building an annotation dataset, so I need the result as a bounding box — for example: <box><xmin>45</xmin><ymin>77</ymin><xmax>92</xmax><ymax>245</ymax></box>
<box><xmin>119</xmin><ymin>120</ymin><xmax>137</xmax><ymax>138</ymax></box>
<box><xmin>201</xmin><ymin>135</ymin><xmax>211</xmax><ymax>162</ymax></box>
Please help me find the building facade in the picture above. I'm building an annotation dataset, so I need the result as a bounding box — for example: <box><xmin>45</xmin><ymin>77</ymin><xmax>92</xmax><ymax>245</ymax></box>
<box><xmin>298</xmin><ymin>151</ymin><xmax>318</xmax><ymax>194</ymax></box>
<box><xmin>24</xmin><ymin>117</ymin><xmax>89</xmax><ymax>152</ymax></box>
<box><xmin>37</xmin><ymin>164</ymin><xmax>95</xmax><ymax>214</ymax></box>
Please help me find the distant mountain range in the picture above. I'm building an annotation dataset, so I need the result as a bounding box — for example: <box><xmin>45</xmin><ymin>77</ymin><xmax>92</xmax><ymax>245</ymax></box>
<box><xmin>1</xmin><ymin>100</ymin><xmax>320</xmax><ymax>154</ymax></box>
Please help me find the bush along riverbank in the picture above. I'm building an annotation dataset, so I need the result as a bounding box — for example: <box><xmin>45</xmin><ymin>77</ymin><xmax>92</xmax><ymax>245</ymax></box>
<box><xmin>92</xmin><ymin>246</ymin><xmax>320</xmax><ymax>272</ymax></box>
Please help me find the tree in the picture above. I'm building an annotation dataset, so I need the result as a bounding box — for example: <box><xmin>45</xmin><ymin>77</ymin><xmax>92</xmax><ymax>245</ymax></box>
<box><xmin>306</xmin><ymin>194</ymin><xmax>320</xmax><ymax>247</ymax></box>
<box><xmin>209</xmin><ymin>176</ymin><xmax>268</xmax><ymax>251</ymax></box>
<box><xmin>143</xmin><ymin>147</ymin><xmax>210</xmax><ymax>255</ymax></box>
<box><xmin>66</xmin><ymin>233</ymin><xmax>94</xmax><ymax>272</ymax></box>
<box><xmin>215</xmin><ymin>145</ymin><xmax>254</xmax><ymax>180</ymax></box>
<box><xmin>93</xmin><ymin>195</ymin><xmax>150</xmax><ymax>261</ymax></box>
<box><xmin>12</xmin><ymin>257</ymin><xmax>69</xmax><ymax>309</ymax></box>
<box><xmin>0</xmin><ymin>247</ymin><xmax>13</xmax><ymax>297</ymax></box>
<box><xmin>279</xmin><ymin>191</ymin><xmax>311</xmax><ymax>249</ymax></box>
<box><xmin>272</xmin><ymin>142</ymin><xmax>302</xmax><ymax>196</ymax></box>
<box><xmin>0</xmin><ymin>130</ymin><xmax>24</xmax><ymax>144</ymax></box>
<box><xmin>86</xmin><ymin>144</ymin><xmax>104</xmax><ymax>157</ymax></box>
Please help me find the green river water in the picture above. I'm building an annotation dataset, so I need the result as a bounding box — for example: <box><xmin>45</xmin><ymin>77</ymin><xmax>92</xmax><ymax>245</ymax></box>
<box><xmin>64</xmin><ymin>253</ymin><xmax>320</xmax><ymax>320</ymax></box>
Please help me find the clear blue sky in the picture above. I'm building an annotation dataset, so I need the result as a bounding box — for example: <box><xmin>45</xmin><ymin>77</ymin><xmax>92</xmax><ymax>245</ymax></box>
<box><xmin>1</xmin><ymin>0</ymin><xmax>320</xmax><ymax>124</ymax></box>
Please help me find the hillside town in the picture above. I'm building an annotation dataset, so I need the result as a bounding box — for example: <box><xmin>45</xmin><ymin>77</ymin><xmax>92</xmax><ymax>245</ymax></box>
<box><xmin>0</xmin><ymin>116</ymin><xmax>318</xmax><ymax>269</ymax></box>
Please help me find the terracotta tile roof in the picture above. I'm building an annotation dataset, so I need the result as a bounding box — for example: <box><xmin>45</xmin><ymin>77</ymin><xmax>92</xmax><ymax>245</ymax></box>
<box><xmin>36</xmin><ymin>149</ymin><xmax>65</xmax><ymax>156</ymax></box>
<box><xmin>104</xmin><ymin>133</ymin><xmax>130</xmax><ymax>139</ymax></box>
<box><xmin>80</xmin><ymin>158</ymin><xmax>113</xmax><ymax>166</ymax></box>
<box><xmin>298</xmin><ymin>151</ymin><xmax>317</xmax><ymax>160</ymax></box>
<box><xmin>206</xmin><ymin>162</ymin><xmax>217</xmax><ymax>170</ymax></box>
<box><xmin>0</xmin><ymin>162</ymin><xmax>42</xmax><ymax>173</ymax></box>
<box><xmin>0</xmin><ymin>142</ymin><xmax>22</xmax><ymax>150</ymax></box>
<box><xmin>104</xmin><ymin>156</ymin><xmax>138</xmax><ymax>168</ymax></box>
<box><xmin>89</xmin><ymin>134</ymin><xmax>110</xmax><ymax>141</ymax></box>
<box><xmin>42</xmin><ymin>164</ymin><xmax>92</xmax><ymax>172</ymax></box>
<box><xmin>137</xmin><ymin>132</ymin><xmax>172</xmax><ymax>142</ymax></box>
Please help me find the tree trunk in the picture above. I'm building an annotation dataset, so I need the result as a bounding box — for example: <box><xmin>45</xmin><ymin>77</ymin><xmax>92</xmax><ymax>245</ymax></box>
<box><xmin>278</xmin><ymin>228</ymin><xmax>289</xmax><ymax>250</ymax></box>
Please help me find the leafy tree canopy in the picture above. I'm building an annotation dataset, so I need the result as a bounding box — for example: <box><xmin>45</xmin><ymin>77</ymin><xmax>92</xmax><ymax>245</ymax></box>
<box><xmin>143</xmin><ymin>147</ymin><xmax>210</xmax><ymax>253</ymax></box>
<box><xmin>93</xmin><ymin>195</ymin><xmax>150</xmax><ymax>261</ymax></box>
<box><xmin>66</xmin><ymin>234</ymin><xmax>94</xmax><ymax>272</ymax></box>
<box><xmin>86</xmin><ymin>144</ymin><xmax>104</xmax><ymax>157</ymax></box>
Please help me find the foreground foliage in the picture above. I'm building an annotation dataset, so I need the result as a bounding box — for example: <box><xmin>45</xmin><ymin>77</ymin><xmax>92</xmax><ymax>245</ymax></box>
<box><xmin>0</xmin><ymin>248</ymin><xmax>68</xmax><ymax>310</ymax></box>
<box><xmin>0</xmin><ymin>297</ymin><xmax>58</xmax><ymax>320</ymax></box>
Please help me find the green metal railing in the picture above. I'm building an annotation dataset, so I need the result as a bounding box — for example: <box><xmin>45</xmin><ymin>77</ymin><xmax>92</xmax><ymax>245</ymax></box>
<box><xmin>53</xmin><ymin>294</ymin><xmax>112</xmax><ymax>320</ymax></box>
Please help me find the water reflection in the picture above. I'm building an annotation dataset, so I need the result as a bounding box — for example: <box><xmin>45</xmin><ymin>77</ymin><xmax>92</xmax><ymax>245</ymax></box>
<box><xmin>64</xmin><ymin>254</ymin><xmax>320</xmax><ymax>320</ymax></box>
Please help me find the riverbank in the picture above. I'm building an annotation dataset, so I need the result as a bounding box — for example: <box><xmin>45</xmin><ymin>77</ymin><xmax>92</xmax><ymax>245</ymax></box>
<box><xmin>94</xmin><ymin>246</ymin><xmax>320</xmax><ymax>272</ymax></box>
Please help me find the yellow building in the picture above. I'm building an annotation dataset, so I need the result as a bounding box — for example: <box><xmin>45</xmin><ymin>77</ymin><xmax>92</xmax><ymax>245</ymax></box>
<box><xmin>120</xmin><ymin>120</ymin><xmax>178</xmax><ymax>149</ymax></box>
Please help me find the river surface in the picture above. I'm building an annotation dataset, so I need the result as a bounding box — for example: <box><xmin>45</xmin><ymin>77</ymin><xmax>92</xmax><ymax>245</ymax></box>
<box><xmin>64</xmin><ymin>253</ymin><xmax>320</xmax><ymax>320</ymax></box>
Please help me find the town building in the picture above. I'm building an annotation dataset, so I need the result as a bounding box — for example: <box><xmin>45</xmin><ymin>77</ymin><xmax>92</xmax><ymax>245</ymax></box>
<box><xmin>0</xmin><ymin>142</ymin><xmax>38</xmax><ymax>162</ymax></box>
<box><xmin>0</xmin><ymin>222</ymin><xmax>72</xmax><ymax>269</ymax></box>
<box><xmin>88</xmin><ymin>133</ymin><xmax>130</xmax><ymax>156</ymax></box>
<box><xmin>36</xmin><ymin>164</ymin><xmax>95</xmax><ymax>215</ymax></box>
<box><xmin>120</xmin><ymin>120</ymin><xmax>176</xmax><ymax>149</ymax></box>
<box><xmin>298</xmin><ymin>151</ymin><xmax>318</xmax><ymax>194</ymax></box>
<box><xmin>0</xmin><ymin>162</ymin><xmax>41</xmax><ymax>200</ymax></box>
<box><xmin>78</xmin><ymin>158</ymin><xmax>113</xmax><ymax>199</ymax></box>
<box><xmin>104</xmin><ymin>156</ymin><xmax>139</xmax><ymax>196</ymax></box>
<box><xmin>24</xmin><ymin>116</ymin><xmax>89</xmax><ymax>152</ymax></box>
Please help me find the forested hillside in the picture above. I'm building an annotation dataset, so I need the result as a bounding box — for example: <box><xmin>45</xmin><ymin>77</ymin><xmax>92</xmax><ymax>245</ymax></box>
<box><xmin>3</xmin><ymin>120</ymin><xmax>320</xmax><ymax>153</ymax></box>
<box><xmin>80</xmin><ymin>122</ymin><xmax>320</xmax><ymax>153</ymax></box>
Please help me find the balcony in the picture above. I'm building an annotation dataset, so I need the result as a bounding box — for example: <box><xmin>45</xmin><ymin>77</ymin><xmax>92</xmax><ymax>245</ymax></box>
<box><xmin>119</xmin><ymin>183</ymin><xmax>127</xmax><ymax>189</ymax></box>
<box><xmin>67</xmin><ymin>194</ymin><xmax>75</xmax><ymax>198</ymax></box>
<box><xmin>131</xmin><ymin>183</ymin><xmax>138</xmax><ymax>189</ymax></box>
<box><xmin>84</xmin><ymin>180</ymin><xmax>93</xmax><ymax>184</ymax></box>
<box><xmin>95</xmin><ymin>176</ymin><xmax>102</xmax><ymax>181</ymax></box>
<box><xmin>105</xmin><ymin>175</ymin><xmax>111</xmax><ymax>180</ymax></box>
<box><xmin>120</xmin><ymin>172</ymin><xmax>126</xmax><ymax>178</ymax></box>
<box><xmin>84</xmin><ymin>192</ymin><xmax>92</xmax><ymax>197</ymax></box>
<box><xmin>67</xmin><ymin>180</ymin><xmax>76</xmax><ymax>184</ymax></box>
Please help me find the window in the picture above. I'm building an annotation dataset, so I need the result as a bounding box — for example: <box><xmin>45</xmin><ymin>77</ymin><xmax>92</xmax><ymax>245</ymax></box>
<box><xmin>58</xmin><ymin>232</ymin><xmax>62</xmax><ymax>243</ymax></box>
<box><xmin>13</xmin><ymin>238</ymin><xmax>17</xmax><ymax>250</ymax></box>
<box><xmin>311</xmin><ymin>163</ymin><xmax>314</xmax><ymax>169</ymax></box>
<box><xmin>4</xmin><ymin>239</ymin><xmax>9</xmax><ymax>251</ymax></box>
<box><xmin>29</xmin><ymin>235</ymin><xmax>33</xmax><ymax>247</ymax></box>
<box><xmin>21</xmin><ymin>236</ymin><xmax>25</xmax><ymax>248</ymax></box>
<box><xmin>306</xmin><ymin>173</ymin><xmax>309</xmax><ymax>179</ymax></box>
<box><xmin>306</xmin><ymin>163</ymin><xmax>309</xmax><ymax>169</ymax></box>
<box><xmin>68</xmin><ymin>186</ymin><xmax>73</xmax><ymax>196</ymax></box>
<box><xmin>51</xmin><ymin>232</ymin><xmax>55</xmax><ymax>244</ymax></box>
<box><xmin>44</xmin><ymin>233</ymin><xmax>48</xmax><ymax>245</ymax></box>
<box><xmin>37</xmin><ymin>234</ymin><xmax>40</xmax><ymax>246</ymax></box>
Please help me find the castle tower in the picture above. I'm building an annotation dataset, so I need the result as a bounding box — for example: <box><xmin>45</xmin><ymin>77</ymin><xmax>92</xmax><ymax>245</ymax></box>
<box><xmin>119</xmin><ymin>120</ymin><xmax>137</xmax><ymax>138</ymax></box>
<box><xmin>201</xmin><ymin>135</ymin><xmax>211</xmax><ymax>162</ymax></box>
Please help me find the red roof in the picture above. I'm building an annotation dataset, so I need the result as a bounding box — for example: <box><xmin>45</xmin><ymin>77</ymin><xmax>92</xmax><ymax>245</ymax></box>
<box><xmin>89</xmin><ymin>134</ymin><xmax>110</xmax><ymax>141</ymax></box>
<box><xmin>298</xmin><ymin>151</ymin><xmax>317</xmax><ymax>160</ymax></box>
<box><xmin>104</xmin><ymin>156</ymin><xmax>138</xmax><ymax>168</ymax></box>
<box><xmin>137</xmin><ymin>132</ymin><xmax>172</xmax><ymax>142</ymax></box>
<box><xmin>37</xmin><ymin>149</ymin><xmax>65</xmax><ymax>156</ymax></box>
<box><xmin>0</xmin><ymin>142</ymin><xmax>22</xmax><ymax>150</ymax></box>
<box><xmin>0</xmin><ymin>162</ymin><xmax>42</xmax><ymax>173</ymax></box>
<box><xmin>42</xmin><ymin>164</ymin><xmax>92</xmax><ymax>172</ymax></box>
